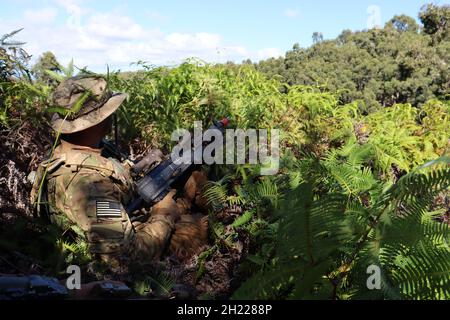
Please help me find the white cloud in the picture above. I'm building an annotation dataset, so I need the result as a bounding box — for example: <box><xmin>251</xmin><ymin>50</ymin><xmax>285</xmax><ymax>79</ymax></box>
<box><xmin>284</xmin><ymin>8</ymin><xmax>300</xmax><ymax>18</ymax></box>
<box><xmin>257</xmin><ymin>48</ymin><xmax>283</xmax><ymax>59</ymax></box>
<box><xmin>54</xmin><ymin>0</ymin><xmax>85</xmax><ymax>13</ymax></box>
<box><xmin>166</xmin><ymin>33</ymin><xmax>192</xmax><ymax>48</ymax></box>
<box><xmin>23</xmin><ymin>8</ymin><xmax>58</xmax><ymax>24</ymax></box>
<box><xmin>144</xmin><ymin>10</ymin><xmax>169</xmax><ymax>23</ymax></box>
<box><xmin>196</xmin><ymin>32</ymin><xmax>222</xmax><ymax>48</ymax></box>
<box><xmin>1</xmin><ymin>6</ymin><xmax>283</xmax><ymax>71</ymax></box>
<box><xmin>166</xmin><ymin>33</ymin><xmax>221</xmax><ymax>50</ymax></box>
<box><xmin>229</xmin><ymin>46</ymin><xmax>248</xmax><ymax>56</ymax></box>
<box><xmin>84</xmin><ymin>13</ymin><xmax>146</xmax><ymax>40</ymax></box>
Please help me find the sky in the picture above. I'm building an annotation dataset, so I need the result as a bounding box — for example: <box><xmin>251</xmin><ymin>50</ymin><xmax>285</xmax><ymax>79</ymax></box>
<box><xmin>0</xmin><ymin>0</ymin><xmax>448</xmax><ymax>72</ymax></box>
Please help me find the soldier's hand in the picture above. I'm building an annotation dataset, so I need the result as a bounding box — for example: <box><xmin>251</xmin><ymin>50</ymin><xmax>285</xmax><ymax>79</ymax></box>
<box><xmin>132</xmin><ymin>148</ymin><xmax>164</xmax><ymax>175</ymax></box>
<box><xmin>151</xmin><ymin>189</ymin><xmax>181</xmax><ymax>222</ymax></box>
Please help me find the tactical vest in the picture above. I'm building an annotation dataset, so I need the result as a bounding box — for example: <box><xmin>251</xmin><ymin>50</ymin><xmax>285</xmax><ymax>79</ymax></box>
<box><xmin>30</xmin><ymin>141</ymin><xmax>178</xmax><ymax>263</ymax></box>
<box><xmin>30</xmin><ymin>141</ymin><xmax>132</xmax><ymax>220</ymax></box>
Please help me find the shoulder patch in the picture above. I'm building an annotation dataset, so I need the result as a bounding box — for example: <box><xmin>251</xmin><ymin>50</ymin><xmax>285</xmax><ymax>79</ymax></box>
<box><xmin>96</xmin><ymin>200</ymin><xmax>122</xmax><ymax>218</ymax></box>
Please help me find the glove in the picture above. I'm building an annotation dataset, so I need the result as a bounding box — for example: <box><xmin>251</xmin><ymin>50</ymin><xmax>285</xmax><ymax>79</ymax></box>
<box><xmin>151</xmin><ymin>189</ymin><xmax>181</xmax><ymax>222</ymax></box>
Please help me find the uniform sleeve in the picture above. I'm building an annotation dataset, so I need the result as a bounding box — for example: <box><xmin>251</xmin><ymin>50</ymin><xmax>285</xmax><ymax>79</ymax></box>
<box><xmin>128</xmin><ymin>215</ymin><xmax>175</xmax><ymax>261</ymax></box>
<box><xmin>60</xmin><ymin>169</ymin><xmax>175</xmax><ymax>262</ymax></box>
<box><xmin>61</xmin><ymin>170</ymin><xmax>134</xmax><ymax>258</ymax></box>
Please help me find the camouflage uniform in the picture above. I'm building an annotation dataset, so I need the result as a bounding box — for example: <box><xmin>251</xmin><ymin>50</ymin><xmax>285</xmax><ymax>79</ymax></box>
<box><xmin>40</xmin><ymin>140</ymin><xmax>175</xmax><ymax>263</ymax></box>
<box><xmin>30</xmin><ymin>75</ymin><xmax>207</xmax><ymax>266</ymax></box>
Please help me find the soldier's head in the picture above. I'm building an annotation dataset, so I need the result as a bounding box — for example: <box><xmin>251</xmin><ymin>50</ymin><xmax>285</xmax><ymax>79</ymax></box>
<box><xmin>50</xmin><ymin>75</ymin><xmax>127</xmax><ymax>147</ymax></box>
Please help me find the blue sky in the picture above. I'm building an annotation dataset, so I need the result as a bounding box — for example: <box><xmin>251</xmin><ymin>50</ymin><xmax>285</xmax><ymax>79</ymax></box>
<box><xmin>0</xmin><ymin>0</ymin><xmax>447</xmax><ymax>71</ymax></box>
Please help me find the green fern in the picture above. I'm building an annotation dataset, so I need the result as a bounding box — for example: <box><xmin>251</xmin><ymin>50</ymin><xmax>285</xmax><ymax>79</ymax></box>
<box><xmin>232</xmin><ymin>210</ymin><xmax>254</xmax><ymax>228</ymax></box>
<box><xmin>202</xmin><ymin>175</ymin><xmax>232</xmax><ymax>211</ymax></box>
<box><xmin>233</xmin><ymin>182</ymin><xmax>348</xmax><ymax>299</ymax></box>
<box><xmin>346</xmin><ymin>159</ymin><xmax>450</xmax><ymax>299</ymax></box>
<box><xmin>233</xmin><ymin>156</ymin><xmax>450</xmax><ymax>300</ymax></box>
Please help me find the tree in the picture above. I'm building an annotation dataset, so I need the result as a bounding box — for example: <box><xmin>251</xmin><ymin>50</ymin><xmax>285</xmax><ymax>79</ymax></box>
<box><xmin>0</xmin><ymin>29</ymin><xmax>31</xmax><ymax>82</ymax></box>
<box><xmin>419</xmin><ymin>4</ymin><xmax>450</xmax><ymax>42</ymax></box>
<box><xmin>31</xmin><ymin>51</ymin><xmax>62</xmax><ymax>86</ymax></box>
<box><xmin>337</xmin><ymin>29</ymin><xmax>353</xmax><ymax>45</ymax></box>
<box><xmin>256</xmin><ymin>5</ymin><xmax>450</xmax><ymax>110</ymax></box>
<box><xmin>386</xmin><ymin>15</ymin><xmax>419</xmax><ymax>33</ymax></box>
<box><xmin>312</xmin><ymin>32</ymin><xmax>324</xmax><ymax>44</ymax></box>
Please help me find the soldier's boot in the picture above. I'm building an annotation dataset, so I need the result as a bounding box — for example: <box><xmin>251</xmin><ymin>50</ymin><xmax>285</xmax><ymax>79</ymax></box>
<box><xmin>176</xmin><ymin>197</ymin><xmax>191</xmax><ymax>215</ymax></box>
<box><xmin>169</xmin><ymin>214</ymin><xmax>209</xmax><ymax>260</ymax></box>
<box><xmin>182</xmin><ymin>170</ymin><xmax>209</xmax><ymax>212</ymax></box>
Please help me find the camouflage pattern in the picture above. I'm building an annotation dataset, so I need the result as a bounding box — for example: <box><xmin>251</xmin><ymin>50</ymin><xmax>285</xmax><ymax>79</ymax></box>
<box><xmin>50</xmin><ymin>75</ymin><xmax>127</xmax><ymax>134</ymax></box>
<box><xmin>31</xmin><ymin>75</ymin><xmax>209</xmax><ymax>266</ymax></box>
<box><xmin>169</xmin><ymin>214</ymin><xmax>209</xmax><ymax>259</ymax></box>
<box><xmin>43</xmin><ymin>140</ymin><xmax>175</xmax><ymax>263</ymax></box>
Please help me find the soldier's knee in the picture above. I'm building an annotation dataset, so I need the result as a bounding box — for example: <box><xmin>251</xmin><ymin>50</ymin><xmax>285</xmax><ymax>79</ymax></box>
<box><xmin>130</xmin><ymin>215</ymin><xmax>175</xmax><ymax>260</ymax></box>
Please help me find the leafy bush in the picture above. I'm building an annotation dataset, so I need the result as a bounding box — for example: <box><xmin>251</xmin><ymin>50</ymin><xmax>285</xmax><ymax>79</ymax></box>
<box><xmin>231</xmin><ymin>155</ymin><xmax>450</xmax><ymax>300</ymax></box>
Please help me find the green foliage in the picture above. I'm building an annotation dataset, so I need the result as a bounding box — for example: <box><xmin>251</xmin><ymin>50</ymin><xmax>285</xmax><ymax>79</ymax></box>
<box><xmin>0</xmin><ymin>215</ymin><xmax>92</xmax><ymax>276</ymax></box>
<box><xmin>203</xmin><ymin>175</ymin><xmax>232</xmax><ymax>211</ymax></box>
<box><xmin>0</xmin><ymin>30</ymin><xmax>41</xmax><ymax>127</ymax></box>
<box><xmin>419</xmin><ymin>4</ymin><xmax>450</xmax><ymax>42</ymax></box>
<box><xmin>109</xmin><ymin>61</ymin><xmax>298</xmax><ymax>149</ymax></box>
<box><xmin>0</xmin><ymin>79</ymin><xmax>51</xmax><ymax>127</ymax></box>
<box><xmin>232</xmin><ymin>182</ymin><xmax>347</xmax><ymax>299</ymax></box>
<box><xmin>0</xmin><ymin>29</ymin><xmax>30</xmax><ymax>82</ymax></box>
<box><xmin>232</xmin><ymin>157</ymin><xmax>450</xmax><ymax>300</ymax></box>
<box><xmin>1</xmin><ymin>7</ymin><xmax>449</xmax><ymax>300</ymax></box>
<box><xmin>364</xmin><ymin>101</ymin><xmax>450</xmax><ymax>174</ymax></box>
<box><xmin>232</xmin><ymin>210</ymin><xmax>254</xmax><ymax>228</ymax></box>
<box><xmin>111</xmin><ymin>59</ymin><xmax>447</xmax><ymax>172</ymax></box>
<box><xmin>386</xmin><ymin>15</ymin><xmax>419</xmax><ymax>33</ymax></box>
<box><xmin>203</xmin><ymin>166</ymin><xmax>281</xmax><ymax>223</ymax></box>
<box><xmin>133</xmin><ymin>272</ymin><xmax>174</xmax><ymax>297</ymax></box>
<box><xmin>350</xmin><ymin>161</ymin><xmax>450</xmax><ymax>299</ymax></box>
<box><xmin>257</xmin><ymin>4</ymin><xmax>450</xmax><ymax>110</ymax></box>
<box><xmin>31</xmin><ymin>51</ymin><xmax>62</xmax><ymax>86</ymax></box>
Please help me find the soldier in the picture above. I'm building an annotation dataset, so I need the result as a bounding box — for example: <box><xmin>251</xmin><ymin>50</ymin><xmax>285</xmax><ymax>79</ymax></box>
<box><xmin>30</xmin><ymin>75</ymin><xmax>208</xmax><ymax>268</ymax></box>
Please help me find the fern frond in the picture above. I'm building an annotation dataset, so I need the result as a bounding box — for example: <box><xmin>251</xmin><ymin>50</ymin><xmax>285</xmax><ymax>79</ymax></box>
<box><xmin>202</xmin><ymin>176</ymin><xmax>232</xmax><ymax>211</ymax></box>
<box><xmin>232</xmin><ymin>210</ymin><xmax>254</xmax><ymax>228</ymax></box>
<box><xmin>390</xmin><ymin>167</ymin><xmax>450</xmax><ymax>202</ymax></box>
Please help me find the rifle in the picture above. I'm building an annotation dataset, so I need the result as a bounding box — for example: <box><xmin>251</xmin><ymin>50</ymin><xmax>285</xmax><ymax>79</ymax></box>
<box><xmin>126</xmin><ymin>118</ymin><xmax>229</xmax><ymax>214</ymax></box>
<box><xmin>0</xmin><ymin>274</ymin><xmax>68</xmax><ymax>299</ymax></box>
<box><xmin>0</xmin><ymin>274</ymin><xmax>133</xmax><ymax>299</ymax></box>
